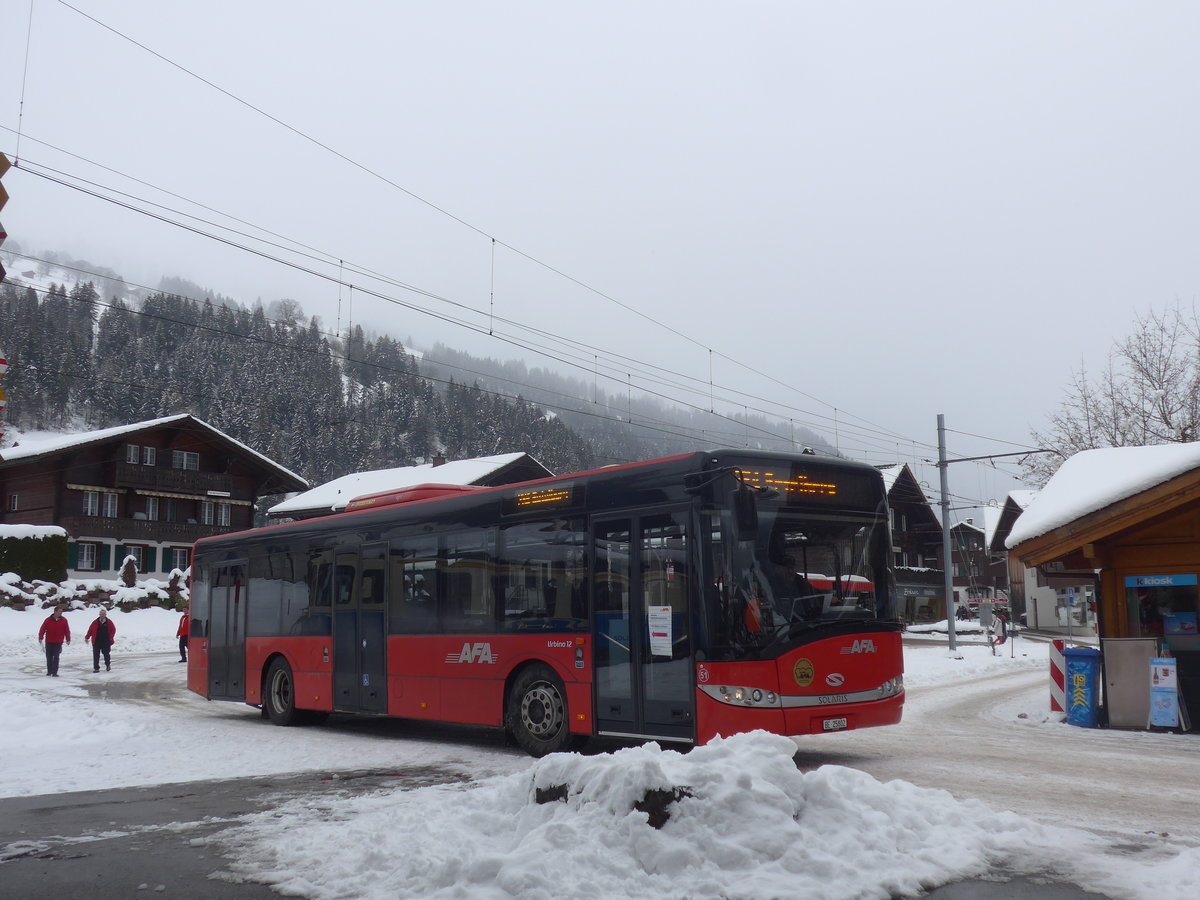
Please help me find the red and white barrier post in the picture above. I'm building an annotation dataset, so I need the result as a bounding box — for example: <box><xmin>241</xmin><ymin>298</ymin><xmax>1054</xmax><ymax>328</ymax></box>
<box><xmin>1049</xmin><ymin>639</ymin><xmax>1066</xmax><ymax>713</ymax></box>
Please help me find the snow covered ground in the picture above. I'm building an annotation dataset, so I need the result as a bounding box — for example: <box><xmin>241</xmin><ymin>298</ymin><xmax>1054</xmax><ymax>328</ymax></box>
<box><xmin>2</xmin><ymin>607</ymin><xmax>1196</xmax><ymax>899</ymax></box>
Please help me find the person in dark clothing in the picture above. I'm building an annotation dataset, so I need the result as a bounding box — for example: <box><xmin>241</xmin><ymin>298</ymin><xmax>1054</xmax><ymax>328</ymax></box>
<box><xmin>38</xmin><ymin>606</ymin><xmax>71</xmax><ymax>676</ymax></box>
<box><xmin>177</xmin><ymin>610</ymin><xmax>190</xmax><ymax>663</ymax></box>
<box><xmin>85</xmin><ymin>608</ymin><xmax>116</xmax><ymax>672</ymax></box>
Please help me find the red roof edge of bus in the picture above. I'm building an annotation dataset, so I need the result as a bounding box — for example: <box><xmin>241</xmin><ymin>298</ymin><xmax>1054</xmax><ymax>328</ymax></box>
<box><xmin>344</xmin><ymin>483</ymin><xmax>486</xmax><ymax>511</ymax></box>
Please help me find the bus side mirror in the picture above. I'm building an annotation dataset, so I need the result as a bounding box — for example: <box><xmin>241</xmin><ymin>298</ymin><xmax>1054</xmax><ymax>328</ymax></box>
<box><xmin>732</xmin><ymin>486</ymin><xmax>758</xmax><ymax>542</ymax></box>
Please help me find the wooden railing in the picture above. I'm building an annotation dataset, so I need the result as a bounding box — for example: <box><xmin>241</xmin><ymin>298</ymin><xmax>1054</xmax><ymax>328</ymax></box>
<box><xmin>113</xmin><ymin>462</ymin><xmax>235</xmax><ymax>494</ymax></box>
<box><xmin>59</xmin><ymin>516</ymin><xmax>229</xmax><ymax>543</ymax></box>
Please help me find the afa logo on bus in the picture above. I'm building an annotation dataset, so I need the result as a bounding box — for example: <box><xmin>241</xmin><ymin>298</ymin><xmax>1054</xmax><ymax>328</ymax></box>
<box><xmin>445</xmin><ymin>643</ymin><xmax>498</xmax><ymax>664</ymax></box>
<box><xmin>839</xmin><ymin>639</ymin><xmax>877</xmax><ymax>654</ymax></box>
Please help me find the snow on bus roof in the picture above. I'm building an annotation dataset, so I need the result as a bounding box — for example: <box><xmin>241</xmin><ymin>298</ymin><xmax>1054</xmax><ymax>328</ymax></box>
<box><xmin>269</xmin><ymin>453</ymin><xmax>528</xmax><ymax>516</ymax></box>
<box><xmin>1006</xmin><ymin>442</ymin><xmax>1200</xmax><ymax>548</ymax></box>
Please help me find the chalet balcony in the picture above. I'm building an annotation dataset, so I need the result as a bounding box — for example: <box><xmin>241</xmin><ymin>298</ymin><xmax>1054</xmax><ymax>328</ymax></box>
<box><xmin>113</xmin><ymin>462</ymin><xmax>235</xmax><ymax>495</ymax></box>
<box><xmin>59</xmin><ymin>516</ymin><xmax>231</xmax><ymax>544</ymax></box>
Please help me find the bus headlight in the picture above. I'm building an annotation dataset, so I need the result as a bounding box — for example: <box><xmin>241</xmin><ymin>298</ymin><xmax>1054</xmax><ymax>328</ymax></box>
<box><xmin>877</xmin><ymin>676</ymin><xmax>904</xmax><ymax>697</ymax></box>
<box><xmin>712</xmin><ymin>685</ymin><xmax>782</xmax><ymax>708</ymax></box>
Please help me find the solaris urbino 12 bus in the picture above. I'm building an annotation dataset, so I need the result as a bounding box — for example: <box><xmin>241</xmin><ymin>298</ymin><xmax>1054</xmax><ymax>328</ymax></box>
<box><xmin>187</xmin><ymin>449</ymin><xmax>904</xmax><ymax>756</ymax></box>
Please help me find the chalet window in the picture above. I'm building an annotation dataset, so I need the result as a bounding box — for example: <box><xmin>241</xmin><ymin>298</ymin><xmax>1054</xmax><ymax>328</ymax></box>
<box><xmin>165</xmin><ymin>499</ymin><xmax>178</xmax><ymax>523</ymax></box>
<box><xmin>143</xmin><ymin>446</ymin><xmax>157</xmax><ymax>466</ymax></box>
<box><xmin>169</xmin><ymin>547</ymin><xmax>191</xmax><ymax>571</ymax></box>
<box><xmin>77</xmin><ymin>542</ymin><xmax>99</xmax><ymax>571</ymax></box>
<box><xmin>146</xmin><ymin>497</ymin><xmax>159</xmax><ymax>521</ymax></box>
<box><xmin>172</xmin><ymin>450</ymin><xmax>199</xmax><ymax>471</ymax></box>
<box><xmin>125</xmin><ymin>545</ymin><xmax>146</xmax><ymax>571</ymax></box>
<box><xmin>83</xmin><ymin>491</ymin><xmax>99</xmax><ymax>516</ymax></box>
<box><xmin>126</xmin><ymin>444</ymin><xmax>140</xmax><ymax>464</ymax></box>
<box><xmin>218</xmin><ymin>503</ymin><xmax>231</xmax><ymax>527</ymax></box>
<box><xmin>102</xmin><ymin>493</ymin><xmax>119</xmax><ymax>518</ymax></box>
<box><xmin>7</xmin><ymin>494</ymin><xmax>17</xmax><ymax>512</ymax></box>
<box><xmin>201</xmin><ymin>501</ymin><xmax>214</xmax><ymax>525</ymax></box>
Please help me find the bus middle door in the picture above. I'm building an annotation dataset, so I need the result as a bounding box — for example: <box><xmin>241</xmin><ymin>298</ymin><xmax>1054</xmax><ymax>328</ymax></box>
<box><xmin>593</xmin><ymin>510</ymin><xmax>694</xmax><ymax>743</ymax></box>
<box><xmin>332</xmin><ymin>542</ymin><xmax>388</xmax><ymax>714</ymax></box>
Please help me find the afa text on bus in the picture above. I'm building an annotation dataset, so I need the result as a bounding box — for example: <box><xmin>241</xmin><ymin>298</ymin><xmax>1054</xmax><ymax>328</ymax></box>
<box><xmin>187</xmin><ymin>450</ymin><xmax>904</xmax><ymax>756</ymax></box>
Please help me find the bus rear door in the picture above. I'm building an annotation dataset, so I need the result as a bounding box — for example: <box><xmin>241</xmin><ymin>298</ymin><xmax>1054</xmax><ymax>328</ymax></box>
<box><xmin>593</xmin><ymin>510</ymin><xmax>695</xmax><ymax>743</ymax></box>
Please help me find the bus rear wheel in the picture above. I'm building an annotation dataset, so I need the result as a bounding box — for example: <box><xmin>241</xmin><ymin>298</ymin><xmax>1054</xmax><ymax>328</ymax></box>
<box><xmin>264</xmin><ymin>658</ymin><xmax>300</xmax><ymax>726</ymax></box>
<box><xmin>507</xmin><ymin>664</ymin><xmax>573</xmax><ymax>757</ymax></box>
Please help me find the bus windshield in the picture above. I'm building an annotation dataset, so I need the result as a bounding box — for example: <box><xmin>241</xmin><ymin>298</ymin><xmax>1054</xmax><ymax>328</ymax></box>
<box><xmin>708</xmin><ymin>504</ymin><xmax>891</xmax><ymax>657</ymax></box>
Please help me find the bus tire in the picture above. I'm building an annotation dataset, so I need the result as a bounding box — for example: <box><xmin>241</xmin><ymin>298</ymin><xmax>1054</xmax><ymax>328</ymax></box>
<box><xmin>507</xmin><ymin>664</ymin><xmax>572</xmax><ymax>757</ymax></box>
<box><xmin>264</xmin><ymin>658</ymin><xmax>300</xmax><ymax>726</ymax></box>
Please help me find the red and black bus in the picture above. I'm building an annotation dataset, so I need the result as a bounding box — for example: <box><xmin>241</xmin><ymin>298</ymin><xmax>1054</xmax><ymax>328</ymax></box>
<box><xmin>187</xmin><ymin>449</ymin><xmax>904</xmax><ymax>756</ymax></box>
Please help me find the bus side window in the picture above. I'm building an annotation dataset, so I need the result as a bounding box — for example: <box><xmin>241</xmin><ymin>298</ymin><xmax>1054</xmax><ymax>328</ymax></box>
<box><xmin>388</xmin><ymin>540</ymin><xmax>439</xmax><ymax>634</ymax></box>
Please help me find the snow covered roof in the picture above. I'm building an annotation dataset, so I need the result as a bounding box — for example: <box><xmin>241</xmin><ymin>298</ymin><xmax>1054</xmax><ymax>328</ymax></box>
<box><xmin>269</xmin><ymin>452</ymin><xmax>534</xmax><ymax>517</ymax></box>
<box><xmin>0</xmin><ymin>414</ymin><xmax>308</xmax><ymax>488</ymax></box>
<box><xmin>1006</xmin><ymin>442</ymin><xmax>1200</xmax><ymax>548</ymax></box>
<box><xmin>1007</xmin><ymin>489</ymin><xmax>1039</xmax><ymax>510</ymax></box>
<box><xmin>876</xmin><ymin>463</ymin><xmax>904</xmax><ymax>494</ymax></box>
<box><xmin>981</xmin><ymin>505</ymin><xmax>1003</xmax><ymax>549</ymax></box>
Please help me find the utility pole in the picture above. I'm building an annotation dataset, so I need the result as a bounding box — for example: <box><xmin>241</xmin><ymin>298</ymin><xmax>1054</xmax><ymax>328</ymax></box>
<box><xmin>937</xmin><ymin>414</ymin><xmax>958</xmax><ymax>653</ymax></box>
<box><xmin>934</xmin><ymin>419</ymin><xmax>1054</xmax><ymax>656</ymax></box>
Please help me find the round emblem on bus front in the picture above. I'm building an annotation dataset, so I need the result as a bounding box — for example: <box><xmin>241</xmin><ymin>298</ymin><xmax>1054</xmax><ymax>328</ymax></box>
<box><xmin>793</xmin><ymin>658</ymin><xmax>815</xmax><ymax>687</ymax></box>
<box><xmin>697</xmin><ymin>665</ymin><xmax>710</xmax><ymax>684</ymax></box>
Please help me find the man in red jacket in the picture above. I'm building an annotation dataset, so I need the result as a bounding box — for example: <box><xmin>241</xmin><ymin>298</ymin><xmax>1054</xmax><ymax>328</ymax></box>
<box><xmin>85</xmin><ymin>607</ymin><xmax>117</xmax><ymax>672</ymax></box>
<box><xmin>38</xmin><ymin>606</ymin><xmax>71</xmax><ymax>677</ymax></box>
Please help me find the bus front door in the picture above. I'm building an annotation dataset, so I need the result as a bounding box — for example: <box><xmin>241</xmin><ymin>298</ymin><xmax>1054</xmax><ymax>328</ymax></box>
<box><xmin>332</xmin><ymin>543</ymin><xmax>388</xmax><ymax>714</ymax></box>
<box><xmin>593</xmin><ymin>511</ymin><xmax>694</xmax><ymax>743</ymax></box>
<box><xmin>208</xmin><ymin>563</ymin><xmax>247</xmax><ymax>701</ymax></box>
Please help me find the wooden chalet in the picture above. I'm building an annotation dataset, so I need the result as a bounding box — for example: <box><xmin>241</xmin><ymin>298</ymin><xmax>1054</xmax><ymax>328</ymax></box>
<box><xmin>0</xmin><ymin>414</ymin><xmax>308</xmax><ymax>579</ymax></box>
<box><xmin>878</xmin><ymin>463</ymin><xmax>946</xmax><ymax>622</ymax></box>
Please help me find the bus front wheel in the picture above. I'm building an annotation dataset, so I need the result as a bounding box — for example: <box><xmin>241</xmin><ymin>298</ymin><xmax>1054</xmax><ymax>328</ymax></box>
<box><xmin>264</xmin><ymin>658</ymin><xmax>300</xmax><ymax>726</ymax></box>
<box><xmin>507</xmin><ymin>664</ymin><xmax>573</xmax><ymax>757</ymax></box>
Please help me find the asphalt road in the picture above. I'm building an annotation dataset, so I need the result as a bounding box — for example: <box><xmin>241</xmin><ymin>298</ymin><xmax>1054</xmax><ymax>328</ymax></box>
<box><xmin>0</xmin><ymin>766</ymin><xmax>469</xmax><ymax>899</ymax></box>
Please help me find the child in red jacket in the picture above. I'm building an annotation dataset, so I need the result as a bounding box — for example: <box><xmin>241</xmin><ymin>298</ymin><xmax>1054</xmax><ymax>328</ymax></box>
<box><xmin>177</xmin><ymin>611</ymin><xmax>190</xmax><ymax>663</ymax></box>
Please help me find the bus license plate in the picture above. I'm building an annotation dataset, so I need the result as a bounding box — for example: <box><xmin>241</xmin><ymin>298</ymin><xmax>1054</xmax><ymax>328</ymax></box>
<box><xmin>822</xmin><ymin>717</ymin><xmax>848</xmax><ymax>731</ymax></box>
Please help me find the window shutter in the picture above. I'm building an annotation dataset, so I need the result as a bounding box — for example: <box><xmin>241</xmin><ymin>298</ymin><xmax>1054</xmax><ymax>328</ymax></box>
<box><xmin>67</xmin><ymin>542</ymin><xmax>78</xmax><ymax>569</ymax></box>
<box><xmin>147</xmin><ymin>547</ymin><xmax>158</xmax><ymax>572</ymax></box>
<box><xmin>100</xmin><ymin>544</ymin><xmax>112</xmax><ymax>570</ymax></box>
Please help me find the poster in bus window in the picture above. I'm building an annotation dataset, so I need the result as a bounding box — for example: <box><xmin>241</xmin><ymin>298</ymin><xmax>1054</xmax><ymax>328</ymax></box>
<box><xmin>648</xmin><ymin>606</ymin><xmax>673</xmax><ymax>657</ymax></box>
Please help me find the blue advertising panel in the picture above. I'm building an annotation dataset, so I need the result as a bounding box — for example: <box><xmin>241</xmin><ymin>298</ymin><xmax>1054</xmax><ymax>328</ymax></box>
<box><xmin>1064</xmin><ymin>647</ymin><xmax>1101</xmax><ymax>727</ymax></box>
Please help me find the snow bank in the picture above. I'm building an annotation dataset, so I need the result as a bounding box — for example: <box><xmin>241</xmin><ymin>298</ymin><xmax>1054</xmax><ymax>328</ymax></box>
<box><xmin>216</xmin><ymin>731</ymin><xmax>1052</xmax><ymax>900</ymax></box>
<box><xmin>0</xmin><ymin>605</ymin><xmax>180</xmax><ymax>660</ymax></box>
<box><xmin>0</xmin><ymin>524</ymin><xmax>67</xmax><ymax>539</ymax></box>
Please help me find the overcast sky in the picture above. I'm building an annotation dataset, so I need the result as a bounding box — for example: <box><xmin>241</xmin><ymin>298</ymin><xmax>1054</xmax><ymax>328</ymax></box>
<box><xmin>3</xmin><ymin>1</ymin><xmax>1199</xmax><ymax>508</ymax></box>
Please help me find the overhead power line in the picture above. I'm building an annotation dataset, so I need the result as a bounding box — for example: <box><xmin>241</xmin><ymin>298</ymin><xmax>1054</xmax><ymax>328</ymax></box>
<box><xmin>45</xmin><ymin>0</ymin><xmax>933</xmax><ymax>453</ymax></box>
